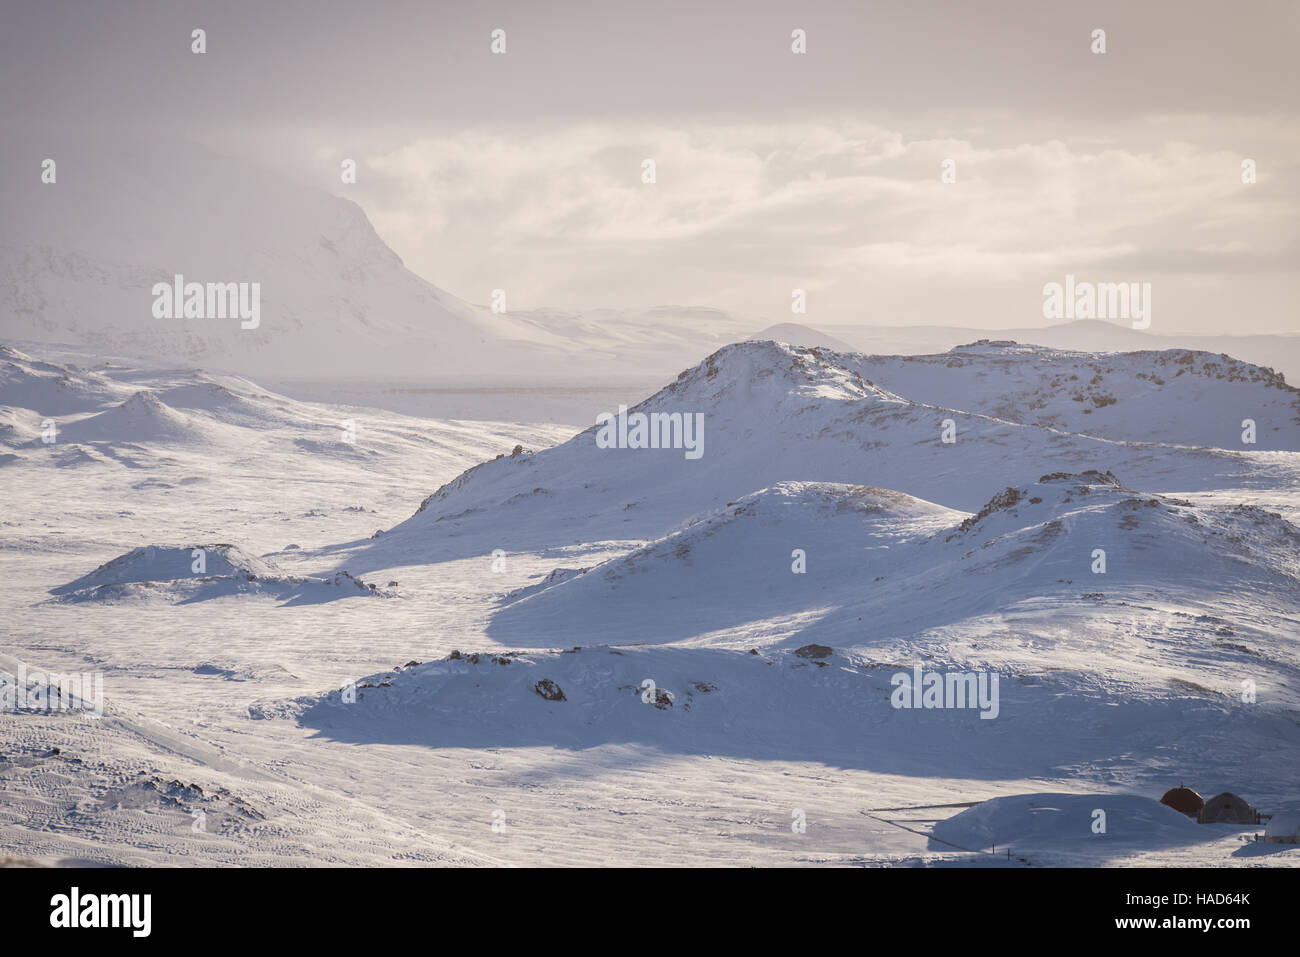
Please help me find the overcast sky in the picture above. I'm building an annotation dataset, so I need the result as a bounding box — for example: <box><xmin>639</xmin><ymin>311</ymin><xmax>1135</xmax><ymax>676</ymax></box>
<box><xmin>4</xmin><ymin>0</ymin><xmax>1297</xmax><ymax>334</ymax></box>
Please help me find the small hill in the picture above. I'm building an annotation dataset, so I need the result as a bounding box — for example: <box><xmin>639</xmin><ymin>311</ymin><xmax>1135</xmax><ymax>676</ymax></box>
<box><xmin>490</xmin><ymin>482</ymin><xmax>962</xmax><ymax>645</ymax></box>
<box><xmin>56</xmin><ymin>391</ymin><xmax>214</xmax><ymax>445</ymax></box>
<box><xmin>50</xmin><ymin>544</ymin><xmax>392</xmax><ymax>605</ymax></box>
<box><xmin>488</xmin><ymin>472</ymin><xmax>1300</xmax><ymax>663</ymax></box>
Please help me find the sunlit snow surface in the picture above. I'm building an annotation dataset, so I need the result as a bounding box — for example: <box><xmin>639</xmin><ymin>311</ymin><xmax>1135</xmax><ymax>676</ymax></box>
<box><xmin>1</xmin><ymin>340</ymin><xmax>1297</xmax><ymax>867</ymax></box>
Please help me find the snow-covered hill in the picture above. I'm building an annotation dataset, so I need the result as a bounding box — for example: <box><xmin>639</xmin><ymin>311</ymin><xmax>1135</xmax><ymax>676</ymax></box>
<box><xmin>487</xmin><ymin>472</ymin><xmax>1300</xmax><ymax>657</ymax></box>
<box><xmin>50</xmin><ymin>544</ymin><xmax>392</xmax><ymax>605</ymax></box>
<box><xmin>490</xmin><ymin>481</ymin><xmax>961</xmax><ymax>645</ymax></box>
<box><xmin>0</xmin><ymin>339</ymin><xmax>571</xmax><ymax>578</ymax></box>
<box><xmin>55</xmin><ymin>391</ymin><xmax>218</xmax><ymax>446</ymax></box>
<box><xmin>930</xmin><ymin>793</ymin><xmax>1209</xmax><ymax>855</ymax></box>
<box><xmin>356</xmin><ymin>340</ymin><xmax>1295</xmax><ymax>568</ymax></box>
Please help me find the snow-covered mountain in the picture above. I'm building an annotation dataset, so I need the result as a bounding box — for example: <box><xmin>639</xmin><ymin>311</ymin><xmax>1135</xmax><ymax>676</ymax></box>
<box><xmin>354</xmin><ymin>340</ymin><xmax>1296</xmax><ymax>568</ymax></box>
<box><xmin>0</xmin><ymin>139</ymin><xmax>575</xmax><ymax>379</ymax></box>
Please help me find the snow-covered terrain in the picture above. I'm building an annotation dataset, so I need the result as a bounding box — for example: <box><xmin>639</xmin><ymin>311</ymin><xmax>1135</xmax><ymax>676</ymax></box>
<box><xmin>351</xmin><ymin>340</ymin><xmax>1298</xmax><ymax>569</ymax></box>
<box><xmin>1</xmin><ymin>338</ymin><xmax>1297</xmax><ymax>868</ymax></box>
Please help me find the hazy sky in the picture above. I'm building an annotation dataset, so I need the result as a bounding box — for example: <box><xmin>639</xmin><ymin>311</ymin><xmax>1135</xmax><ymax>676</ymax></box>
<box><xmin>4</xmin><ymin>0</ymin><xmax>1297</xmax><ymax>334</ymax></box>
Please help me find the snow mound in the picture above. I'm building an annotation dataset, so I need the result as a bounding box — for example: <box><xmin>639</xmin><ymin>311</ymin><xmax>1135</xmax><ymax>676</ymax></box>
<box><xmin>487</xmin><ymin>470</ymin><xmax>1300</xmax><ymax>653</ymax></box>
<box><xmin>948</xmin><ymin>471</ymin><xmax>1300</xmax><ymax>585</ymax></box>
<box><xmin>53</xmin><ymin>544</ymin><xmax>281</xmax><ymax>593</ymax></box>
<box><xmin>1264</xmin><ymin>810</ymin><xmax>1300</xmax><ymax>843</ymax></box>
<box><xmin>153</xmin><ymin>376</ymin><xmax>290</xmax><ymax>429</ymax></box>
<box><xmin>56</xmin><ymin>391</ymin><xmax>212</xmax><ymax>445</ymax></box>
<box><xmin>50</xmin><ymin>544</ymin><xmax>392</xmax><ymax>604</ymax></box>
<box><xmin>931</xmin><ymin>793</ymin><xmax>1208</xmax><ymax>852</ymax></box>
<box><xmin>490</xmin><ymin>482</ymin><xmax>962</xmax><ymax>645</ymax></box>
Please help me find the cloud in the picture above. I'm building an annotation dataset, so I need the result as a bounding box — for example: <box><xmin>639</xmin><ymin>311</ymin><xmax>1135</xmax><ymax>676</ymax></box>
<box><xmin>6</xmin><ymin>2</ymin><xmax>1295</xmax><ymax>333</ymax></box>
<box><xmin>320</xmin><ymin>117</ymin><xmax>1298</xmax><ymax>333</ymax></box>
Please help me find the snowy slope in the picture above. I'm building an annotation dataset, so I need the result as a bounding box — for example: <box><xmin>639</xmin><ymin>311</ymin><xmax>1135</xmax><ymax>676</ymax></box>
<box><xmin>487</xmin><ymin>472</ymin><xmax>1300</xmax><ymax>658</ymax></box>
<box><xmin>490</xmin><ymin>482</ymin><xmax>962</xmax><ymax>645</ymax></box>
<box><xmin>355</xmin><ymin>341</ymin><xmax>1293</xmax><ymax>568</ymax></box>
<box><xmin>0</xmin><ymin>344</ymin><xmax>137</xmax><ymax>417</ymax></box>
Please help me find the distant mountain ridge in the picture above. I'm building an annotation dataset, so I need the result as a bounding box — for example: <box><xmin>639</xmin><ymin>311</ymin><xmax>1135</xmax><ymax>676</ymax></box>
<box><xmin>809</xmin><ymin>319</ymin><xmax>1300</xmax><ymax>387</ymax></box>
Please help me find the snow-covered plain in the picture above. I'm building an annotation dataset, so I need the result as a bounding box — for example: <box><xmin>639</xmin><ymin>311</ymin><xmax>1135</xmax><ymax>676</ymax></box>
<box><xmin>1</xmin><ymin>338</ymin><xmax>1297</xmax><ymax>867</ymax></box>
